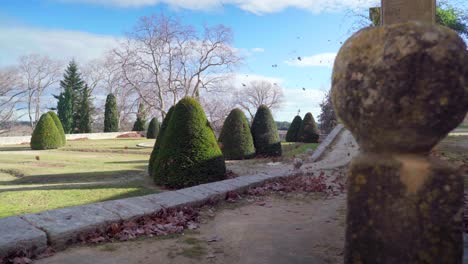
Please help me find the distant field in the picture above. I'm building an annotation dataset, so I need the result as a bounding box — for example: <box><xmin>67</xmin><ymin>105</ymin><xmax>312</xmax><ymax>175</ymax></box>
<box><xmin>0</xmin><ymin>139</ymin><xmax>317</xmax><ymax>218</ymax></box>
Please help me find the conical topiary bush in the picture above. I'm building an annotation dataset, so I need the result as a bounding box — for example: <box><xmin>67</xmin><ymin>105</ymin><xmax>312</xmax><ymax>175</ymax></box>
<box><xmin>48</xmin><ymin>111</ymin><xmax>66</xmax><ymax>146</ymax></box>
<box><xmin>146</xmin><ymin>118</ymin><xmax>160</xmax><ymax>139</ymax></box>
<box><xmin>298</xmin><ymin>112</ymin><xmax>320</xmax><ymax>143</ymax></box>
<box><xmin>30</xmin><ymin>113</ymin><xmax>63</xmax><ymax>150</ymax></box>
<box><xmin>104</xmin><ymin>93</ymin><xmax>119</xmax><ymax>132</ymax></box>
<box><xmin>285</xmin><ymin>115</ymin><xmax>302</xmax><ymax>142</ymax></box>
<box><xmin>152</xmin><ymin>97</ymin><xmax>226</xmax><ymax>188</ymax></box>
<box><xmin>218</xmin><ymin>108</ymin><xmax>255</xmax><ymax>160</ymax></box>
<box><xmin>251</xmin><ymin>105</ymin><xmax>282</xmax><ymax>157</ymax></box>
<box><xmin>148</xmin><ymin>107</ymin><xmax>174</xmax><ymax>178</ymax></box>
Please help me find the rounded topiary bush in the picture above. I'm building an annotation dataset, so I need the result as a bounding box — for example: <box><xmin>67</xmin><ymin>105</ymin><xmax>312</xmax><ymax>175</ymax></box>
<box><xmin>218</xmin><ymin>108</ymin><xmax>255</xmax><ymax>160</ymax></box>
<box><xmin>251</xmin><ymin>105</ymin><xmax>282</xmax><ymax>157</ymax></box>
<box><xmin>146</xmin><ymin>118</ymin><xmax>160</xmax><ymax>139</ymax></box>
<box><xmin>148</xmin><ymin>108</ymin><xmax>174</xmax><ymax>178</ymax></box>
<box><xmin>152</xmin><ymin>97</ymin><xmax>226</xmax><ymax>188</ymax></box>
<box><xmin>47</xmin><ymin>111</ymin><xmax>66</xmax><ymax>146</ymax></box>
<box><xmin>30</xmin><ymin>113</ymin><xmax>63</xmax><ymax>150</ymax></box>
<box><xmin>285</xmin><ymin>115</ymin><xmax>302</xmax><ymax>142</ymax></box>
<box><xmin>298</xmin><ymin>112</ymin><xmax>320</xmax><ymax>143</ymax></box>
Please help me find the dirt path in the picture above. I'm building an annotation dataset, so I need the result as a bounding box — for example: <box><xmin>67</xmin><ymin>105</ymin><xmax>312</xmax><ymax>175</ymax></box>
<box><xmin>36</xmin><ymin>130</ymin><xmax>357</xmax><ymax>264</ymax></box>
<box><xmin>36</xmin><ymin>194</ymin><xmax>346</xmax><ymax>264</ymax></box>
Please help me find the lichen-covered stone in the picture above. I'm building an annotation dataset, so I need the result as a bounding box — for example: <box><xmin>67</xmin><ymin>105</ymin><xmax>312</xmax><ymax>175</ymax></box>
<box><xmin>333</xmin><ymin>22</ymin><xmax>467</xmax><ymax>264</ymax></box>
<box><xmin>332</xmin><ymin>22</ymin><xmax>468</xmax><ymax>153</ymax></box>
<box><xmin>346</xmin><ymin>153</ymin><xmax>463</xmax><ymax>263</ymax></box>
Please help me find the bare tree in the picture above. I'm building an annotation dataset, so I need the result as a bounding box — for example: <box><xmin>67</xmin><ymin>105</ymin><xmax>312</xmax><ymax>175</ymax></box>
<box><xmin>82</xmin><ymin>53</ymin><xmax>140</xmax><ymax>127</ymax></box>
<box><xmin>200</xmin><ymin>91</ymin><xmax>237</xmax><ymax>134</ymax></box>
<box><xmin>113</xmin><ymin>13</ymin><xmax>241</xmax><ymax>119</ymax></box>
<box><xmin>0</xmin><ymin>66</ymin><xmax>24</xmax><ymax>130</ymax></box>
<box><xmin>18</xmin><ymin>54</ymin><xmax>62</xmax><ymax>127</ymax></box>
<box><xmin>235</xmin><ymin>80</ymin><xmax>285</xmax><ymax>119</ymax></box>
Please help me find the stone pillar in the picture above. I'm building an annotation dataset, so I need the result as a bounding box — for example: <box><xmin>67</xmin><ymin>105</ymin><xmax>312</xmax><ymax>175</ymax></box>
<box><xmin>332</xmin><ymin>22</ymin><xmax>468</xmax><ymax>263</ymax></box>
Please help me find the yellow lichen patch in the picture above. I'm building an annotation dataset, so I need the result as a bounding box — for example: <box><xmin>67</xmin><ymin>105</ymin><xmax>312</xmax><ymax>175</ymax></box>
<box><xmin>355</xmin><ymin>174</ymin><xmax>367</xmax><ymax>185</ymax></box>
<box><xmin>396</xmin><ymin>155</ymin><xmax>430</xmax><ymax>194</ymax></box>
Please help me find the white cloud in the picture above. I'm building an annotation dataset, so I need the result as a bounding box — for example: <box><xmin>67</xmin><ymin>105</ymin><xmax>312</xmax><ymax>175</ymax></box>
<box><xmin>0</xmin><ymin>26</ymin><xmax>120</xmax><ymax>67</ymax></box>
<box><xmin>59</xmin><ymin>0</ymin><xmax>380</xmax><ymax>14</ymax></box>
<box><xmin>280</xmin><ymin>87</ymin><xmax>325</xmax><ymax>121</ymax></box>
<box><xmin>251</xmin><ymin>47</ymin><xmax>265</xmax><ymax>53</ymax></box>
<box><xmin>285</xmin><ymin>52</ymin><xmax>337</xmax><ymax>67</ymax></box>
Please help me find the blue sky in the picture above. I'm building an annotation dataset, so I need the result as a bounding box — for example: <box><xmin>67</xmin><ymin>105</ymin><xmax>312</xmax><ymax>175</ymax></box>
<box><xmin>0</xmin><ymin>0</ymin><xmax>379</xmax><ymax>121</ymax></box>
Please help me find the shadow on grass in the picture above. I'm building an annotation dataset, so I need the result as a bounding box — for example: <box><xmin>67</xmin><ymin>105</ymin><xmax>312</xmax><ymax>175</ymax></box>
<box><xmin>0</xmin><ymin>181</ymin><xmax>160</xmax><ymax>194</ymax></box>
<box><xmin>0</xmin><ymin>146</ymin><xmax>32</xmax><ymax>152</ymax></box>
<box><xmin>107</xmin><ymin>160</ymin><xmax>149</xmax><ymax>164</ymax></box>
<box><xmin>0</xmin><ymin>169</ymin><xmax>148</xmax><ymax>187</ymax></box>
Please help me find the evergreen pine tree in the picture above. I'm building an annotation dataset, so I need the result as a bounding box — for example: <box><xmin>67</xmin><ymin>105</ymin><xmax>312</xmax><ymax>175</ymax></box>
<box><xmin>57</xmin><ymin>60</ymin><xmax>85</xmax><ymax>133</ymax></box>
<box><xmin>132</xmin><ymin>103</ymin><xmax>147</xmax><ymax>131</ymax></box>
<box><xmin>55</xmin><ymin>86</ymin><xmax>73</xmax><ymax>134</ymax></box>
<box><xmin>104</xmin><ymin>93</ymin><xmax>119</xmax><ymax>132</ymax></box>
<box><xmin>77</xmin><ymin>84</ymin><xmax>93</xmax><ymax>133</ymax></box>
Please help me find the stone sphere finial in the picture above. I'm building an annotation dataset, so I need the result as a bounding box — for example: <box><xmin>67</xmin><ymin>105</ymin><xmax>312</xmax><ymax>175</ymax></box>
<box><xmin>332</xmin><ymin>22</ymin><xmax>468</xmax><ymax>153</ymax></box>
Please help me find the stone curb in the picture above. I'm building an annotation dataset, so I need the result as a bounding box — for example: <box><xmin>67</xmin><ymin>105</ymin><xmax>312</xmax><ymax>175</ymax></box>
<box><xmin>310</xmin><ymin>124</ymin><xmax>345</xmax><ymax>162</ymax></box>
<box><xmin>0</xmin><ymin>129</ymin><xmax>342</xmax><ymax>259</ymax></box>
<box><xmin>0</xmin><ymin>168</ymin><xmax>294</xmax><ymax>259</ymax></box>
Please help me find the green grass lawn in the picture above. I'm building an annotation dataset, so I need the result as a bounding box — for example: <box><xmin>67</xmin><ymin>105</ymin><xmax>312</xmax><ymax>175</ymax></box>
<box><xmin>0</xmin><ymin>139</ymin><xmax>317</xmax><ymax>218</ymax></box>
<box><xmin>0</xmin><ymin>138</ymin><xmax>158</xmax><ymax>218</ymax></box>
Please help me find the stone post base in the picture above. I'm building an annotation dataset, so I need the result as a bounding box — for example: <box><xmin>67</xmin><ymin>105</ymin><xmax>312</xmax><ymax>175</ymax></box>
<box><xmin>345</xmin><ymin>153</ymin><xmax>463</xmax><ymax>264</ymax></box>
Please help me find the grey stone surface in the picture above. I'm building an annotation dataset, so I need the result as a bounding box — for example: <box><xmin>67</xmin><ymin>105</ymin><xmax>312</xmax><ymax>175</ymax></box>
<box><xmin>175</xmin><ymin>185</ymin><xmax>221</xmax><ymax>203</ymax></box>
<box><xmin>21</xmin><ymin>204</ymin><xmax>121</xmax><ymax>250</ymax></box>
<box><xmin>94</xmin><ymin>196</ymin><xmax>162</xmax><ymax>221</ymax></box>
<box><xmin>0</xmin><ymin>216</ymin><xmax>47</xmax><ymax>259</ymax></box>
<box><xmin>143</xmin><ymin>191</ymin><xmax>200</xmax><ymax>208</ymax></box>
<box><xmin>310</xmin><ymin>124</ymin><xmax>344</xmax><ymax>162</ymax></box>
<box><xmin>236</xmin><ymin>174</ymin><xmax>273</xmax><ymax>187</ymax></box>
<box><xmin>199</xmin><ymin>181</ymin><xmax>239</xmax><ymax>194</ymax></box>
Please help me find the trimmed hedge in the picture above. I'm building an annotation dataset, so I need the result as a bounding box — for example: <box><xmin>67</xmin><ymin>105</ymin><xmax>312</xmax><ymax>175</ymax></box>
<box><xmin>148</xmin><ymin>108</ymin><xmax>174</xmax><ymax>178</ymax></box>
<box><xmin>47</xmin><ymin>111</ymin><xmax>66</xmax><ymax>146</ymax></box>
<box><xmin>30</xmin><ymin>113</ymin><xmax>63</xmax><ymax>150</ymax></box>
<box><xmin>146</xmin><ymin>118</ymin><xmax>160</xmax><ymax>139</ymax></box>
<box><xmin>218</xmin><ymin>108</ymin><xmax>255</xmax><ymax>160</ymax></box>
<box><xmin>285</xmin><ymin>115</ymin><xmax>302</xmax><ymax>142</ymax></box>
<box><xmin>251</xmin><ymin>105</ymin><xmax>282</xmax><ymax>157</ymax></box>
<box><xmin>298</xmin><ymin>112</ymin><xmax>320</xmax><ymax>143</ymax></box>
<box><xmin>152</xmin><ymin>97</ymin><xmax>226</xmax><ymax>188</ymax></box>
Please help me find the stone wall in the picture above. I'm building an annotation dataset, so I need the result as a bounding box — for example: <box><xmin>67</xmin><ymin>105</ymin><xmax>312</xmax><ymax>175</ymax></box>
<box><xmin>0</xmin><ymin>132</ymin><xmax>138</xmax><ymax>146</ymax></box>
